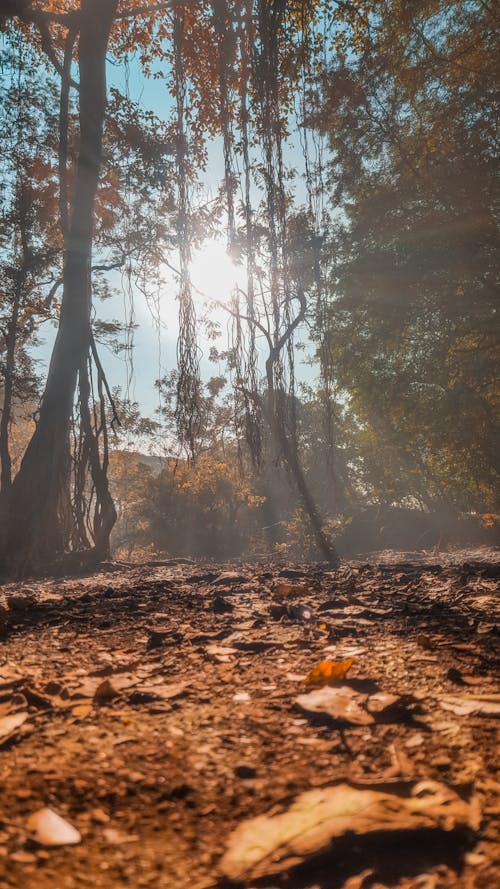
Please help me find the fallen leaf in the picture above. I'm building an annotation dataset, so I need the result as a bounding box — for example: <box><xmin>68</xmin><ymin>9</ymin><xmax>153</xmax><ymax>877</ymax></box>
<box><xmin>90</xmin><ymin>807</ymin><xmax>110</xmax><ymax>824</ymax></box>
<box><xmin>0</xmin><ymin>711</ymin><xmax>28</xmax><ymax>746</ymax></box>
<box><xmin>439</xmin><ymin>693</ymin><xmax>500</xmax><ymax>717</ymax></box>
<box><xmin>272</xmin><ymin>583</ymin><xmax>308</xmax><ymax>599</ymax></box>
<box><xmin>206</xmin><ymin>644</ymin><xmax>237</xmax><ymax>661</ymax></box>
<box><xmin>10</xmin><ymin>851</ymin><xmax>38</xmax><ymax>864</ymax></box>
<box><xmin>133</xmin><ymin>681</ymin><xmax>188</xmax><ymax>702</ymax></box>
<box><xmin>272</xmin><ymin>582</ymin><xmax>293</xmax><ymax>598</ymax></box>
<box><xmin>26</xmin><ymin>808</ymin><xmax>81</xmax><ymax>847</ymax></box>
<box><xmin>220</xmin><ymin>780</ymin><xmax>479</xmax><ymax>881</ymax></box>
<box><xmin>93</xmin><ymin>679</ymin><xmax>119</xmax><ymax>705</ymax></box>
<box><xmin>366</xmin><ymin>692</ymin><xmax>404</xmax><ymax>717</ymax></box>
<box><xmin>213</xmin><ymin>595</ymin><xmax>234</xmax><ymax>614</ymax></box>
<box><xmin>6</xmin><ymin>593</ymin><xmax>36</xmax><ymax>612</ymax></box>
<box><xmin>103</xmin><ymin>827</ymin><xmax>139</xmax><ymax>845</ymax></box>
<box><xmin>71</xmin><ymin>704</ymin><xmax>93</xmax><ymax>718</ymax></box>
<box><xmin>304</xmin><ymin>658</ymin><xmax>354</xmax><ymax>687</ymax></box>
<box><xmin>405</xmin><ymin>732</ymin><xmax>425</xmax><ymax>749</ymax></box>
<box><xmin>297</xmin><ymin>686</ymin><xmax>374</xmax><ymax>725</ymax></box>
<box><xmin>297</xmin><ymin>687</ymin><xmax>417</xmax><ymax>726</ymax></box>
<box><xmin>233</xmin><ymin>691</ymin><xmax>251</xmax><ymax>702</ymax></box>
<box><xmin>231</xmin><ymin>639</ymin><xmax>277</xmax><ymax>653</ymax></box>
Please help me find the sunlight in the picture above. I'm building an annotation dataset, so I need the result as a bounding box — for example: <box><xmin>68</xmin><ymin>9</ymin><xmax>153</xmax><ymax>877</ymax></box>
<box><xmin>189</xmin><ymin>238</ymin><xmax>247</xmax><ymax>306</ymax></box>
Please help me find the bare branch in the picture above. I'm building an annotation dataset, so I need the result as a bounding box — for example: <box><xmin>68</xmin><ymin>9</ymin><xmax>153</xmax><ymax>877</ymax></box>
<box><xmin>89</xmin><ymin>332</ymin><xmax>122</xmax><ymax>432</ymax></box>
<box><xmin>43</xmin><ymin>277</ymin><xmax>63</xmax><ymax>309</ymax></box>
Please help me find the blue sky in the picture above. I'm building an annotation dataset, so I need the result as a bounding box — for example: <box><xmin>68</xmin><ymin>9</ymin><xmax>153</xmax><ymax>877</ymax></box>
<box><xmin>35</xmin><ymin>50</ymin><xmax>320</xmax><ymax>429</ymax></box>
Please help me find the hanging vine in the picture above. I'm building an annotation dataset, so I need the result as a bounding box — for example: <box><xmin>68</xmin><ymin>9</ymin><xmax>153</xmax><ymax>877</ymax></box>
<box><xmin>173</xmin><ymin>7</ymin><xmax>202</xmax><ymax>460</ymax></box>
<box><xmin>220</xmin><ymin>0</ymin><xmax>339</xmax><ymax>563</ymax></box>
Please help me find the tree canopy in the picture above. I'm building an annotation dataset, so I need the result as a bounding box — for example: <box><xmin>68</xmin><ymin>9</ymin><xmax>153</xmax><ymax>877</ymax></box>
<box><xmin>0</xmin><ymin>0</ymin><xmax>498</xmax><ymax>573</ymax></box>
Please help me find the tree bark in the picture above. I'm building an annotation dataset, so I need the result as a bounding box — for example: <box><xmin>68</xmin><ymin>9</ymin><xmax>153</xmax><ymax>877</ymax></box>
<box><xmin>0</xmin><ymin>273</ymin><xmax>24</xmax><ymax>493</ymax></box>
<box><xmin>0</xmin><ymin>0</ymin><xmax>118</xmax><ymax>575</ymax></box>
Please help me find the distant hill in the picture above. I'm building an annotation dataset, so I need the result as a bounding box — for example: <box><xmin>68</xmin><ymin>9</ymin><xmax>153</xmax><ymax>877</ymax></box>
<box><xmin>110</xmin><ymin>449</ymin><xmax>167</xmax><ymax>476</ymax></box>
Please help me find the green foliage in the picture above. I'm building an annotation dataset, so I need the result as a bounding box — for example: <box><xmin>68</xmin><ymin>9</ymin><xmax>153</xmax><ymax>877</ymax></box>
<box><xmin>316</xmin><ymin>0</ymin><xmax>500</xmax><ymax>512</ymax></box>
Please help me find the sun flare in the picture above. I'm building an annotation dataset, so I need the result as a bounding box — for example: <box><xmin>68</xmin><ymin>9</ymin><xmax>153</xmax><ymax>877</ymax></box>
<box><xmin>189</xmin><ymin>238</ymin><xmax>247</xmax><ymax>306</ymax></box>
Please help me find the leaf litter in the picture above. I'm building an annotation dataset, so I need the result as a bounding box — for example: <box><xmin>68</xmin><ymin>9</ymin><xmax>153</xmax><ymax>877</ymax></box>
<box><xmin>0</xmin><ymin>551</ymin><xmax>499</xmax><ymax>888</ymax></box>
<box><xmin>220</xmin><ymin>779</ymin><xmax>480</xmax><ymax>881</ymax></box>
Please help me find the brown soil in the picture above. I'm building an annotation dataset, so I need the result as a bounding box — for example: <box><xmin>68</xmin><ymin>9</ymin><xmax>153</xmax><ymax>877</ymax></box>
<box><xmin>0</xmin><ymin>550</ymin><xmax>499</xmax><ymax>889</ymax></box>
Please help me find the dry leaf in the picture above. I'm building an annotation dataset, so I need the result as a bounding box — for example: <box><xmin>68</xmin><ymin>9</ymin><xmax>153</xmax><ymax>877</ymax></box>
<box><xmin>134</xmin><ymin>681</ymin><xmax>188</xmax><ymax>702</ymax></box>
<box><xmin>10</xmin><ymin>851</ymin><xmax>38</xmax><ymax>864</ymax></box>
<box><xmin>220</xmin><ymin>780</ymin><xmax>479</xmax><ymax>881</ymax></box>
<box><xmin>297</xmin><ymin>687</ymin><xmax>416</xmax><ymax>726</ymax></box>
<box><xmin>71</xmin><ymin>703</ymin><xmax>93</xmax><ymax>718</ymax></box>
<box><xmin>304</xmin><ymin>657</ymin><xmax>354</xmax><ymax>687</ymax></box>
<box><xmin>26</xmin><ymin>808</ymin><xmax>81</xmax><ymax>847</ymax></box>
<box><xmin>0</xmin><ymin>711</ymin><xmax>28</xmax><ymax>746</ymax></box>
<box><xmin>272</xmin><ymin>583</ymin><xmax>307</xmax><ymax>599</ymax></box>
<box><xmin>439</xmin><ymin>693</ymin><xmax>500</xmax><ymax>717</ymax></box>
<box><xmin>417</xmin><ymin>633</ymin><xmax>433</xmax><ymax>650</ymax></box>
<box><xmin>206</xmin><ymin>644</ymin><xmax>236</xmax><ymax>662</ymax></box>
<box><xmin>297</xmin><ymin>686</ymin><xmax>374</xmax><ymax>725</ymax></box>
<box><xmin>103</xmin><ymin>827</ymin><xmax>139</xmax><ymax>845</ymax></box>
<box><xmin>272</xmin><ymin>582</ymin><xmax>294</xmax><ymax>598</ymax></box>
<box><xmin>93</xmin><ymin>679</ymin><xmax>119</xmax><ymax>704</ymax></box>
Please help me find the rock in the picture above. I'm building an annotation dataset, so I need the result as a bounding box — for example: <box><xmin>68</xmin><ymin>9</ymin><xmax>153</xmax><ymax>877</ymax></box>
<box><xmin>26</xmin><ymin>808</ymin><xmax>81</xmax><ymax>847</ymax></box>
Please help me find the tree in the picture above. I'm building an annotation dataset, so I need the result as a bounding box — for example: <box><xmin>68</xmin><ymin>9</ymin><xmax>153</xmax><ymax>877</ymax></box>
<box><xmin>0</xmin><ymin>38</ymin><xmax>61</xmax><ymax>492</ymax></box>
<box><xmin>0</xmin><ymin>0</ymin><xmax>369</xmax><ymax>574</ymax></box>
<box><xmin>0</xmin><ymin>0</ymin><xmax>120</xmax><ymax>573</ymax></box>
<box><xmin>0</xmin><ymin>0</ymin><xmax>194</xmax><ymax>575</ymax></box>
<box><xmin>315</xmin><ymin>0</ymin><xmax>500</xmax><ymax>512</ymax></box>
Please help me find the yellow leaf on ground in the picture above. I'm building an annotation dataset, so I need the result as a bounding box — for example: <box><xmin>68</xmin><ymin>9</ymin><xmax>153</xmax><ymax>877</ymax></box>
<box><xmin>304</xmin><ymin>658</ymin><xmax>354</xmax><ymax>687</ymax></box>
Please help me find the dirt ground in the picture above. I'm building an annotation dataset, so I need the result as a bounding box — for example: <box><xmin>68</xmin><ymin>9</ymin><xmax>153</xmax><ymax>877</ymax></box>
<box><xmin>0</xmin><ymin>549</ymin><xmax>499</xmax><ymax>889</ymax></box>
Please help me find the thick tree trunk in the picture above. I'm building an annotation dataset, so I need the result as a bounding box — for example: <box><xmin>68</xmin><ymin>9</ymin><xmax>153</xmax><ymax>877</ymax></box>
<box><xmin>0</xmin><ymin>0</ymin><xmax>118</xmax><ymax>575</ymax></box>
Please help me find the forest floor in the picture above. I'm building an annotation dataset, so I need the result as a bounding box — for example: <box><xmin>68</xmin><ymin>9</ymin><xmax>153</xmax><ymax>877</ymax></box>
<box><xmin>0</xmin><ymin>549</ymin><xmax>499</xmax><ymax>889</ymax></box>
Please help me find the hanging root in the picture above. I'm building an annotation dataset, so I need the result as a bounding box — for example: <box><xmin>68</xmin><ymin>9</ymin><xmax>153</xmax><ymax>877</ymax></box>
<box><xmin>173</xmin><ymin>8</ymin><xmax>202</xmax><ymax>460</ymax></box>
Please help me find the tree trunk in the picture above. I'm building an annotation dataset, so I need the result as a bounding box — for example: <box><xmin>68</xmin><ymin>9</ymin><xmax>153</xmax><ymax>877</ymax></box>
<box><xmin>0</xmin><ymin>0</ymin><xmax>118</xmax><ymax>575</ymax></box>
<box><xmin>0</xmin><ymin>275</ymin><xmax>23</xmax><ymax>492</ymax></box>
<box><xmin>264</xmin><ymin>358</ymin><xmax>339</xmax><ymax>567</ymax></box>
<box><xmin>269</xmin><ymin>408</ymin><xmax>340</xmax><ymax>566</ymax></box>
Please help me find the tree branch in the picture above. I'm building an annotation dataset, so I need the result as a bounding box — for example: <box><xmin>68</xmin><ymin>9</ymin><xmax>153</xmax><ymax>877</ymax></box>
<box><xmin>90</xmin><ymin>331</ymin><xmax>122</xmax><ymax>432</ymax></box>
<box><xmin>113</xmin><ymin>0</ymin><xmax>197</xmax><ymax>20</ymax></box>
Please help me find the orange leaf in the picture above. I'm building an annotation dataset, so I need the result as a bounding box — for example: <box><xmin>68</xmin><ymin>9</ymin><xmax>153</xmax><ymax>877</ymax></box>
<box><xmin>273</xmin><ymin>582</ymin><xmax>308</xmax><ymax>599</ymax></box>
<box><xmin>272</xmin><ymin>582</ymin><xmax>294</xmax><ymax>598</ymax></box>
<box><xmin>304</xmin><ymin>658</ymin><xmax>354</xmax><ymax>687</ymax></box>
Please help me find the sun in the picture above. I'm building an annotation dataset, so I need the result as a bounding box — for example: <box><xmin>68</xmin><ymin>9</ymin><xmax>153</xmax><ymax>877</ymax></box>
<box><xmin>189</xmin><ymin>238</ymin><xmax>247</xmax><ymax>306</ymax></box>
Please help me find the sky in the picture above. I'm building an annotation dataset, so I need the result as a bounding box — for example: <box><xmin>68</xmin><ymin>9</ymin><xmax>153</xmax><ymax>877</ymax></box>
<box><xmin>35</xmin><ymin>49</ymin><xmax>320</xmax><ymax>428</ymax></box>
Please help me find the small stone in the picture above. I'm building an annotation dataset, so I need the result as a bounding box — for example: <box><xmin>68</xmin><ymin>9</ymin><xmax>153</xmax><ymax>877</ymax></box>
<box><xmin>26</xmin><ymin>807</ymin><xmax>81</xmax><ymax>847</ymax></box>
